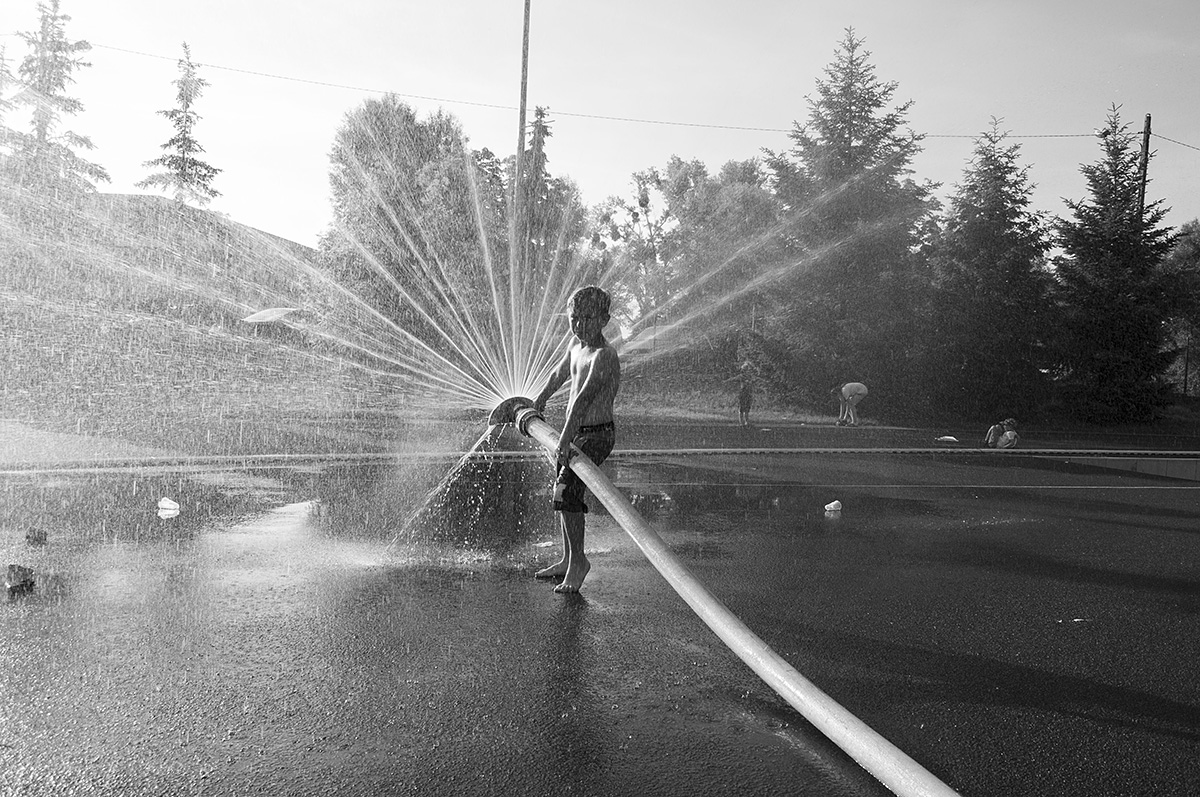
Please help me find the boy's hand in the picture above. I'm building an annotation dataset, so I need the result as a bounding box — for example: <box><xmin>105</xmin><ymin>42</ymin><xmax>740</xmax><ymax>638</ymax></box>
<box><xmin>555</xmin><ymin>439</ymin><xmax>574</xmax><ymax>467</ymax></box>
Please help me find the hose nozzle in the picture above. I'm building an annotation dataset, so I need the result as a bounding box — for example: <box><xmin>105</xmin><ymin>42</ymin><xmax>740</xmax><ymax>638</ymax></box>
<box><xmin>488</xmin><ymin>396</ymin><xmax>535</xmax><ymax>427</ymax></box>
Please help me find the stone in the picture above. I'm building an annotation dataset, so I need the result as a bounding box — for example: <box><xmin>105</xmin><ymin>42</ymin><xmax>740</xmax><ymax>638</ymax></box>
<box><xmin>5</xmin><ymin>564</ymin><xmax>35</xmax><ymax>592</ymax></box>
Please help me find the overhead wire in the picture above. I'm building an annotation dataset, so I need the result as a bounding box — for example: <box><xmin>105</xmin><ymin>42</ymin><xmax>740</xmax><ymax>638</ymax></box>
<box><xmin>80</xmin><ymin>42</ymin><xmax>1200</xmax><ymax>153</ymax></box>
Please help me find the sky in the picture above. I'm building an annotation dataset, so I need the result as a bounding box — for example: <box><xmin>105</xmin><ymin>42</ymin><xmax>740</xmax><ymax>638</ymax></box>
<box><xmin>2</xmin><ymin>0</ymin><xmax>1198</xmax><ymax>249</ymax></box>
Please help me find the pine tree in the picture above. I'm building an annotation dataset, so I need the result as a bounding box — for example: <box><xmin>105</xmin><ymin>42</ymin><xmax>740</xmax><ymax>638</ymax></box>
<box><xmin>1053</xmin><ymin>105</ymin><xmax>1177</xmax><ymax>421</ymax></box>
<box><xmin>138</xmin><ymin>42</ymin><xmax>221</xmax><ymax>205</ymax></box>
<box><xmin>516</xmin><ymin>107</ymin><xmax>586</xmax><ymax>294</ymax></box>
<box><xmin>11</xmin><ymin>0</ymin><xmax>109</xmax><ymax>192</ymax></box>
<box><xmin>930</xmin><ymin>119</ymin><xmax>1053</xmax><ymax>420</ymax></box>
<box><xmin>764</xmin><ymin>28</ymin><xmax>935</xmax><ymax>416</ymax></box>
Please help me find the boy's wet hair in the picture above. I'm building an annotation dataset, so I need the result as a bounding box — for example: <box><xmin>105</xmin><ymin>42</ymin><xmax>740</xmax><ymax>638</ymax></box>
<box><xmin>569</xmin><ymin>285</ymin><xmax>611</xmax><ymax>320</ymax></box>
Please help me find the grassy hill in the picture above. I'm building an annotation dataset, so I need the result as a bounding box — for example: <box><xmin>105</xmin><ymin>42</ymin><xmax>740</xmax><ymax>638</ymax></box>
<box><xmin>0</xmin><ymin>189</ymin><xmax>412</xmax><ymax>457</ymax></box>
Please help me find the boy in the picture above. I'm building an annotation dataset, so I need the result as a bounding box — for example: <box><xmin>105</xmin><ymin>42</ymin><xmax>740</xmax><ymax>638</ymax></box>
<box><xmin>531</xmin><ymin>286</ymin><xmax>621</xmax><ymax>593</ymax></box>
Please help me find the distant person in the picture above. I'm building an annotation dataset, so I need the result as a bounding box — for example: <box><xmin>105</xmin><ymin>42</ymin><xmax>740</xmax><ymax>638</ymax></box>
<box><xmin>737</xmin><ymin>377</ymin><xmax>754</xmax><ymax>427</ymax></box>
<box><xmin>833</xmin><ymin>382</ymin><xmax>868</xmax><ymax>426</ymax></box>
<box><xmin>985</xmin><ymin>418</ymin><xmax>1020</xmax><ymax>449</ymax></box>
<box><xmin>531</xmin><ymin>286</ymin><xmax>620</xmax><ymax>594</ymax></box>
<box><xmin>725</xmin><ymin>363</ymin><xmax>755</xmax><ymax>427</ymax></box>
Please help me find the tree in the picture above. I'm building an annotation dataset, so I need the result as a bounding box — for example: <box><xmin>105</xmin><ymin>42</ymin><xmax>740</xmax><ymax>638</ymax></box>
<box><xmin>658</xmin><ymin>157</ymin><xmax>782</xmax><ymax>332</ymax></box>
<box><xmin>318</xmin><ymin>97</ymin><xmax>597</xmax><ymax>403</ymax></box>
<box><xmin>928</xmin><ymin>119</ymin><xmax>1053</xmax><ymax>421</ymax></box>
<box><xmin>513</xmin><ymin>107</ymin><xmax>589</xmax><ymax>319</ymax></box>
<box><xmin>322</xmin><ymin>98</ymin><xmax>487</xmax><ymax>321</ymax></box>
<box><xmin>1052</xmin><ymin>105</ymin><xmax>1177</xmax><ymax>421</ymax></box>
<box><xmin>317</xmin><ymin>96</ymin><xmax>529</xmax><ymax>399</ymax></box>
<box><xmin>9</xmin><ymin>0</ymin><xmax>108</xmax><ymax>193</ymax></box>
<box><xmin>592</xmin><ymin>167</ymin><xmax>674</xmax><ymax>328</ymax></box>
<box><xmin>1160</xmin><ymin>220</ymin><xmax>1200</xmax><ymax>396</ymax></box>
<box><xmin>137</xmin><ymin>42</ymin><xmax>221</xmax><ymax>205</ymax></box>
<box><xmin>764</xmin><ymin>28</ymin><xmax>936</xmax><ymax>416</ymax></box>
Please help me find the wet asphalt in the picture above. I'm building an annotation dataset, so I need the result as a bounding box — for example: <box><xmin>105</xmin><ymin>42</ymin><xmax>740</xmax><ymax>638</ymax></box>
<box><xmin>1</xmin><ymin>422</ymin><xmax>1198</xmax><ymax>796</ymax></box>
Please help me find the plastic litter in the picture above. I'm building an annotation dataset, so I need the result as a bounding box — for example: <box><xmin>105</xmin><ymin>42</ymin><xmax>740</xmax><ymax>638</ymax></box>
<box><xmin>936</xmin><ymin>435</ymin><xmax>959</xmax><ymax>443</ymax></box>
<box><xmin>824</xmin><ymin>500</ymin><xmax>842</xmax><ymax>512</ymax></box>
<box><xmin>157</xmin><ymin>497</ymin><xmax>180</xmax><ymax>511</ymax></box>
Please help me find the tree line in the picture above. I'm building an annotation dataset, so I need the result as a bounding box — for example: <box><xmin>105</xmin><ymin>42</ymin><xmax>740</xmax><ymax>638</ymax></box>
<box><xmin>318</xmin><ymin>30</ymin><xmax>1200</xmax><ymax>424</ymax></box>
<box><xmin>0</xmin><ymin>0</ymin><xmax>219</xmax><ymax>207</ymax></box>
<box><xmin>3</xmin><ymin>2</ymin><xmax>1199</xmax><ymax>424</ymax></box>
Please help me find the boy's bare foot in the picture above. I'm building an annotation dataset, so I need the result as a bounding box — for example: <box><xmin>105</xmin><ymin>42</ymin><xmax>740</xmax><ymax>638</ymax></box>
<box><xmin>535</xmin><ymin>560</ymin><xmax>568</xmax><ymax>579</ymax></box>
<box><xmin>553</xmin><ymin>558</ymin><xmax>590</xmax><ymax>593</ymax></box>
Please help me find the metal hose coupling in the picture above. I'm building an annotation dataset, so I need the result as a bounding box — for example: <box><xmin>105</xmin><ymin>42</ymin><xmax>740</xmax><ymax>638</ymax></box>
<box><xmin>488</xmin><ymin>396</ymin><xmax>540</xmax><ymax>435</ymax></box>
<box><xmin>514</xmin><ymin>406</ymin><xmax>544</xmax><ymax>436</ymax></box>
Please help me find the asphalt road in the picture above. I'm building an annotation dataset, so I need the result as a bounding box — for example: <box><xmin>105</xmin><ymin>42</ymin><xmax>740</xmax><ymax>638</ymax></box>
<box><xmin>2</xmin><ymin>431</ymin><xmax>1198</xmax><ymax>796</ymax></box>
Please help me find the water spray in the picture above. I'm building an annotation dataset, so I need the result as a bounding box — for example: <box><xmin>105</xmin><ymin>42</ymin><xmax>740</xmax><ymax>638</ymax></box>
<box><xmin>489</xmin><ymin>395</ymin><xmax>960</xmax><ymax>797</ymax></box>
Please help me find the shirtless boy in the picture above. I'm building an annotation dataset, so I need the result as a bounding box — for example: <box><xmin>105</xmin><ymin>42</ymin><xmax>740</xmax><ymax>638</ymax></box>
<box><xmin>531</xmin><ymin>286</ymin><xmax>621</xmax><ymax>593</ymax></box>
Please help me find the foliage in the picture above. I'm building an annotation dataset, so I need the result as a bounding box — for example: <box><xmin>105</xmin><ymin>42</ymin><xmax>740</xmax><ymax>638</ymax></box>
<box><xmin>5</xmin><ymin>0</ymin><xmax>109</xmax><ymax>196</ymax></box>
<box><xmin>0</xmin><ymin>45</ymin><xmax>15</xmax><ymax>127</ymax></box>
<box><xmin>657</xmin><ymin>157</ymin><xmax>783</xmax><ymax>339</ymax></box>
<box><xmin>1051</xmin><ymin>106</ymin><xmax>1178</xmax><ymax>421</ymax></box>
<box><xmin>763</xmin><ymin>28</ymin><xmax>936</xmax><ymax>418</ymax></box>
<box><xmin>1160</xmin><ymin>220</ymin><xmax>1200</xmax><ymax>395</ymax></box>
<box><xmin>320</xmin><ymin>98</ymin><xmax>490</xmax><ymax>325</ymax></box>
<box><xmin>516</xmin><ymin>109</ymin><xmax>583</xmax><ymax>277</ymax></box>
<box><xmin>137</xmin><ymin>42</ymin><xmax>221</xmax><ymax>206</ymax></box>
<box><xmin>1161</xmin><ymin>220</ymin><xmax>1200</xmax><ymax>324</ymax></box>
<box><xmin>927</xmin><ymin>119</ymin><xmax>1054</xmax><ymax>421</ymax></box>
<box><xmin>589</xmin><ymin>168</ymin><xmax>674</xmax><ymax>328</ymax></box>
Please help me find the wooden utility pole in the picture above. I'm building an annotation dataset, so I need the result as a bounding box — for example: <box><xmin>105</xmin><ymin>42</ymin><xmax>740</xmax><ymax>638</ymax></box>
<box><xmin>512</xmin><ymin>0</ymin><xmax>532</xmax><ymax>272</ymax></box>
<box><xmin>1137</xmin><ymin>113</ymin><xmax>1151</xmax><ymax>218</ymax></box>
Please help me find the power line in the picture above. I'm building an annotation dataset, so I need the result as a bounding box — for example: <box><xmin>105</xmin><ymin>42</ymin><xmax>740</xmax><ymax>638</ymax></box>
<box><xmin>925</xmin><ymin>133</ymin><xmax>1093</xmax><ymax>139</ymax></box>
<box><xmin>18</xmin><ymin>41</ymin><xmax>1182</xmax><ymax>153</ymax></box>
<box><xmin>1154</xmin><ymin>133</ymin><xmax>1200</xmax><ymax>153</ymax></box>
<box><xmin>91</xmin><ymin>43</ymin><xmax>516</xmax><ymax>112</ymax></box>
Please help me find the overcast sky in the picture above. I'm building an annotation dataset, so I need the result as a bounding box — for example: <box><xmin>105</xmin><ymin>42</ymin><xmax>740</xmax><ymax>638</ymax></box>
<box><xmin>2</xmin><ymin>0</ymin><xmax>1197</xmax><ymax>248</ymax></box>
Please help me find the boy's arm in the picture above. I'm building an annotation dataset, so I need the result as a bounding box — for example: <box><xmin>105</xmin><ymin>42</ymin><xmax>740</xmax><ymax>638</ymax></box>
<box><xmin>557</xmin><ymin>347</ymin><xmax>618</xmax><ymax>464</ymax></box>
<box><xmin>533</xmin><ymin>352</ymin><xmax>571</xmax><ymax>413</ymax></box>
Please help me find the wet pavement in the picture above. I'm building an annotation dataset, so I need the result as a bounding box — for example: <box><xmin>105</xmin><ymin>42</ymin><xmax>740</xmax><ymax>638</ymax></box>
<box><xmin>2</xmin><ymin>430</ymin><xmax>1199</xmax><ymax>796</ymax></box>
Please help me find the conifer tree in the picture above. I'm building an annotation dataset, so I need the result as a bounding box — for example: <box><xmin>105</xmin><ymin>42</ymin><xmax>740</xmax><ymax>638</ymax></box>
<box><xmin>764</xmin><ymin>28</ymin><xmax>935</xmax><ymax>416</ymax></box>
<box><xmin>138</xmin><ymin>42</ymin><xmax>221</xmax><ymax>205</ymax></box>
<box><xmin>516</xmin><ymin>107</ymin><xmax>586</xmax><ymax>292</ymax></box>
<box><xmin>11</xmin><ymin>0</ymin><xmax>109</xmax><ymax>192</ymax></box>
<box><xmin>930</xmin><ymin>120</ymin><xmax>1053</xmax><ymax>420</ymax></box>
<box><xmin>1053</xmin><ymin>105</ymin><xmax>1177</xmax><ymax>421</ymax></box>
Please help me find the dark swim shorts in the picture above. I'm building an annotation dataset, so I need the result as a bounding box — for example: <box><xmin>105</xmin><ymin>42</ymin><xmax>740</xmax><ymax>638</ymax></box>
<box><xmin>555</xmin><ymin>421</ymin><xmax>616</xmax><ymax>514</ymax></box>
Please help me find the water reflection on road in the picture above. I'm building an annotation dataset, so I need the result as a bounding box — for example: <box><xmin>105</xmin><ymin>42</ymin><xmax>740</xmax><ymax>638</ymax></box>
<box><xmin>2</xmin><ymin>456</ymin><xmax>873</xmax><ymax>796</ymax></box>
<box><xmin>8</xmin><ymin>449</ymin><xmax>1196</xmax><ymax>795</ymax></box>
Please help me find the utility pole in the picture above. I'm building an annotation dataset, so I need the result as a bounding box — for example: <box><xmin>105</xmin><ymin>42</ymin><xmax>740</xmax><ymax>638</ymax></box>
<box><xmin>512</xmin><ymin>0</ymin><xmax>532</xmax><ymax>274</ymax></box>
<box><xmin>1137</xmin><ymin>113</ymin><xmax>1151</xmax><ymax>219</ymax></box>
